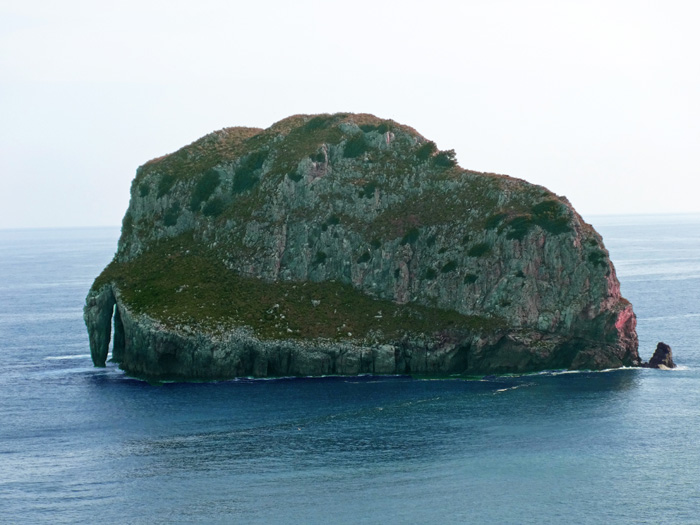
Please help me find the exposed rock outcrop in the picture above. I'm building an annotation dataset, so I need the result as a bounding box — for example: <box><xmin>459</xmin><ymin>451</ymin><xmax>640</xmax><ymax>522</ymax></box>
<box><xmin>643</xmin><ymin>342</ymin><xmax>676</xmax><ymax>369</ymax></box>
<box><xmin>84</xmin><ymin>284</ymin><xmax>116</xmax><ymax>367</ymax></box>
<box><xmin>84</xmin><ymin>113</ymin><xmax>640</xmax><ymax>380</ymax></box>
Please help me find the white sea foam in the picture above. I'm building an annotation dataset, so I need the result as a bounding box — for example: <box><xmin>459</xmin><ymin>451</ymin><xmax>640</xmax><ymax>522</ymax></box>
<box><xmin>44</xmin><ymin>354</ymin><xmax>91</xmax><ymax>361</ymax></box>
<box><xmin>546</xmin><ymin>366</ymin><xmax>638</xmax><ymax>376</ymax></box>
<box><xmin>665</xmin><ymin>365</ymin><xmax>690</xmax><ymax>371</ymax></box>
<box><xmin>494</xmin><ymin>383</ymin><xmax>533</xmax><ymax>393</ymax></box>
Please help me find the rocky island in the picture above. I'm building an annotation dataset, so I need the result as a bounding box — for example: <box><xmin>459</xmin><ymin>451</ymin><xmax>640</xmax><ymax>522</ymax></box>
<box><xmin>85</xmin><ymin>113</ymin><xmax>640</xmax><ymax>380</ymax></box>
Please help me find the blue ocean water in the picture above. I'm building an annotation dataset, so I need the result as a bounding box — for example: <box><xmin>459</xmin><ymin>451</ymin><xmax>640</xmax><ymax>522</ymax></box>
<box><xmin>0</xmin><ymin>216</ymin><xmax>699</xmax><ymax>524</ymax></box>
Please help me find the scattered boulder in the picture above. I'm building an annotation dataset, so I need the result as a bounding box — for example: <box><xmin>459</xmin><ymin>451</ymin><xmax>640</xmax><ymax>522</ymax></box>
<box><xmin>642</xmin><ymin>342</ymin><xmax>676</xmax><ymax>369</ymax></box>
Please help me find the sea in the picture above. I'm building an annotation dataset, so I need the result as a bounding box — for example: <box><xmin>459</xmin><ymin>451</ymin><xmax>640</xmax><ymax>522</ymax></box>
<box><xmin>1</xmin><ymin>214</ymin><xmax>699</xmax><ymax>524</ymax></box>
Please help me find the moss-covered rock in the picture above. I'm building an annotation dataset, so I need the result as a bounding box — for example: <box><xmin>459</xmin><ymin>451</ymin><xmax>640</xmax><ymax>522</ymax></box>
<box><xmin>85</xmin><ymin>113</ymin><xmax>640</xmax><ymax>380</ymax></box>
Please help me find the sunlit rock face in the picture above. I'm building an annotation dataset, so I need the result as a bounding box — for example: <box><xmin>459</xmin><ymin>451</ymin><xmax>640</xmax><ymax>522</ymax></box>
<box><xmin>85</xmin><ymin>113</ymin><xmax>639</xmax><ymax>380</ymax></box>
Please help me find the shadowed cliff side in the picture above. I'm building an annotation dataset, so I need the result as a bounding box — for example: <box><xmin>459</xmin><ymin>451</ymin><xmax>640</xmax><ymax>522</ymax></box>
<box><xmin>85</xmin><ymin>113</ymin><xmax>639</xmax><ymax>380</ymax></box>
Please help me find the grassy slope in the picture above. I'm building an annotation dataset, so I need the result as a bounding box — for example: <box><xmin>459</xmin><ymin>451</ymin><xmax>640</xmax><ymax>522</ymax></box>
<box><xmin>95</xmin><ymin>235</ymin><xmax>505</xmax><ymax>342</ymax></box>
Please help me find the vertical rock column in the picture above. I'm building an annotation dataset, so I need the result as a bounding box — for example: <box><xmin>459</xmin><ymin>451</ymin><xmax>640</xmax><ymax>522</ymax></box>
<box><xmin>112</xmin><ymin>305</ymin><xmax>125</xmax><ymax>363</ymax></box>
<box><xmin>83</xmin><ymin>284</ymin><xmax>116</xmax><ymax>367</ymax></box>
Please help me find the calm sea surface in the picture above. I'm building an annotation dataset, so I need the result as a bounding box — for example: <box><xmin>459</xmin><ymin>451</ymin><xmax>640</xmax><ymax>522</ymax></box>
<box><xmin>1</xmin><ymin>215</ymin><xmax>699</xmax><ymax>524</ymax></box>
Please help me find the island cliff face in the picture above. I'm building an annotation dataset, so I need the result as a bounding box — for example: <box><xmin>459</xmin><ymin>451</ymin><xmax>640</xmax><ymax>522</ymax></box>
<box><xmin>85</xmin><ymin>113</ymin><xmax>639</xmax><ymax>380</ymax></box>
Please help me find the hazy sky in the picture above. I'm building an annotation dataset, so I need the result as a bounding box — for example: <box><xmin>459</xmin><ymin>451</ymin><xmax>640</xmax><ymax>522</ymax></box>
<box><xmin>2</xmin><ymin>0</ymin><xmax>699</xmax><ymax>229</ymax></box>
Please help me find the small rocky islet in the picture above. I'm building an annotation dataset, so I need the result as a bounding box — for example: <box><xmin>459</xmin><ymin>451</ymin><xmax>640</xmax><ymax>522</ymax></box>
<box><xmin>85</xmin><ymin>112</ymin><xmax>649</xmax><ymax>381</ymax></box>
